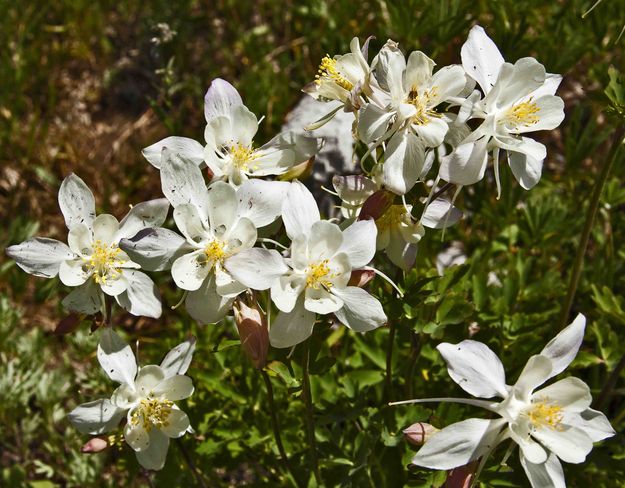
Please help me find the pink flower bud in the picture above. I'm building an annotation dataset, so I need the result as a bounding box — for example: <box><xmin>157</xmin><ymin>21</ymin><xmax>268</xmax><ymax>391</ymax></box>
<box><xmin>445</xmin><ymin>461</ymin><xmax>478</xmax><ymax>488</ymax></box>
<box><xmin>81</xmin><ymin>437</ymin><xmax>109</xmax><ymax>453</ymax></box>
<box><xmin>358</xmin><ymin>189</ymin><xmax>395</xmax><ymax>221</ymax></box>
<box><xmin>348</xmin><ymin>269</ymin><xmax>375</xmax><ymax>287</ymax></box>
<box><xmin>403</xmin><ymin>422</ymin><xmax>439</xmax><ymax>446</ymax></box>
<box><xmin>233</xmin><ymin>298</ymin><xmax>269</xmax><ymax>369</ymax></box>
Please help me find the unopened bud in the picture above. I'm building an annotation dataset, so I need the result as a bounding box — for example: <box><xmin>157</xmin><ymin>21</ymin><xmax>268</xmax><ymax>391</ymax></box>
<box><xmin>348</xmin><ymin>269</ymin><xmax>375</xmax><ymax>287</ymax></box>
<box><xmin>358</xmin><ymin>189</ymin><xmax>394</xmax><ymax>221</ymax></box>
<box><xmin>233</xmin><ymin>298</ymin><xmax>269</xmax><ymax>369</ymax></box>
<box><xmin>403</xmin><ymin>422</ymin><xmax>439</xmax><ymax>446</ymax></box>
<box><xmin>81</xmin><ymin>437</ymin><xmax>109</xmax><ymax>453</ymax></box>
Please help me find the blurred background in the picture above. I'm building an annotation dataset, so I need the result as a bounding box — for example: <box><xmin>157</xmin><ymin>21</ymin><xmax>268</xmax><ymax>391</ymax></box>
<box><xmin>1</xmin><ymin>1</ymin><xmax>624</xmax><ymax>487</ymax></box>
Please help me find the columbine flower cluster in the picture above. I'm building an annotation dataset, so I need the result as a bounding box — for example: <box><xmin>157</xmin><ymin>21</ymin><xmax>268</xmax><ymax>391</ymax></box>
<box><xmin>5</xmin><ymin>25</ymin><xmax>612</xmax><ymax>480</ymax></box>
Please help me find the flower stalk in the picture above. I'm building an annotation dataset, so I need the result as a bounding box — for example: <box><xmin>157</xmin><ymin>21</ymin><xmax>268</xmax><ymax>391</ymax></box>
<box><xmin>301</xmin><ymin>339</ymin><xmax>321</xmax><ymax>484</ymax></box>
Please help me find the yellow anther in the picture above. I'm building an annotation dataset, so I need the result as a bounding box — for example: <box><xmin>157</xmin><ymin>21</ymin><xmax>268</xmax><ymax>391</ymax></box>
<box><xmin>315</xmin><ymin>56</ymin><xmax>354</xmax><ymax>91</ymax></box>
<box><xmin>131</xmin><ymin>397</ymin><xmax>174</xmax><ymax>433</ymax></box>
<box><xmin>504</xmin><ymin>98</ymin><xmax>540</xmax><ymax>127</ymax></box>
<box><xmin>407</xmin><ymin>86</ymin><xmax>441</xmax><ymax>126</ymax></box>
<box><xmin>203</xmin><ymin>240</ymin><xmax>227</xmax><ymax>264</ymax></box>
<box><xmin>525</xmin><ymin>400</ymin><xmax>564</xmax><ymax>430</ymax></box>
<box><xmin>376</xmin><ymin>205</ymin><xmax>409</xmax><ymax>231</ymax></box>
<box><xmin>306</xmin><ymin>259</ymin><xmax>333</xmax><ymax>289</ymax></box>
<box><xmin>84</xmin><ymin>240</ymin><xmax>126</xmax><ymax>284</ymax></box>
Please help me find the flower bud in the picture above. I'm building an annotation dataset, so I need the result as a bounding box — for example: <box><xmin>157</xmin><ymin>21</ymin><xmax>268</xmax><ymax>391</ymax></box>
<box><xmin>348</xmin><ymin>269</ymin><xmax>375</xmax><ymax>287</ymax></box>
<box><xmin>358</xmin><ymin>189</ymin><xmax>395</xmax><ymax>221</ymax></box>
<box><xmin>81</xmin><ymin>437</ymin><xmax>109</xmax><ymax>453</ymax></box>
<box><xmin>233</xmin><ymin>298</ymin><xmax>269</xmax><ymax>369</ymax></box>
<box><xmin>403</xmin><ymin>422</ymin><xmax>439</xmax><ymax>446</ymax></box>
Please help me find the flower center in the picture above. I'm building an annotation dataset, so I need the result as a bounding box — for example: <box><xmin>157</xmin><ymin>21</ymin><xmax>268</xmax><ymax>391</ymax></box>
<box><xmin>203</xmin><ymin>240</ymin><xmax>227</xmax><ymax>264</ymax></box>
<box><xmin>376</xmin><ymin>205</ymin><xmax>408</xmax><ymax>231</ymax></box>
<box><xmin>525</xmin><ymin>400</ymin><xmax>564</xmax><ymax>430</ymax></box>
<box><xmin>84</xmin><ymin>240</ymin><xmax>125</xmax><ymax>284</ymax></box>
<box><xmin>131</xmin><ymin>397</ymin><xmax>173</xmax><ymax>432</ymax></box>
<box><xmin>230</xmin><ymin>143</ymin><xmax>258</xmax><ymax>171</ymax></box>
<box><xmin>306</xmin><ymin>259</ymin><xmax>333</xmax><ymax>289</ymax></box>
<box><xmin>315</xmin><ymin>56</ymin><xmax>354</xmax><ymax>91</ymax></box>
<box><xmin>407</xmin><ymin>87</ymin><xmax>440</xmax><ymax>125</ymax></box>
<box><xmin>503</xmin><ymin>98</ymin><xmax>540</xmax><ymax>128</ymax></box>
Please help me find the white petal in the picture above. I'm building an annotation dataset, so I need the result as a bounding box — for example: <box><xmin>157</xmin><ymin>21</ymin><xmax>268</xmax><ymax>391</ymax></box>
<box><xmin>229</xmin><ymin>105</ymin><xmax>258</xmax><ymax>147</ymax></box>
<box><xmin>383</xmin><ymin>131</ymin><xmax>425</xmax><ymax>195</ymax></box>
<box><xmin>135</xmin><ymin>365</ymin><xmax>166</xmax><ymax>394</ymax></box>
<box><xmin>120</xmin><ymin>228</ymin><xmax>192</xmax><ymax>272</ymax></box>
<box><xmin>153</xmin><ymin>375</ymin><xmax>194</xmax><ymax>401</ymax></box>
<box><xmin>97</xmin><ymin>327</ymin><xmax>137</xmax><ymax>385</ymax></box>
<box><xmin>59</xmin><ymin>258</ymin><xmax>89</xmax><ymax>286</ymax></box>
<box><xmin>100</xmin><ymin>273</ymin><xmax>128</xmax><ymax>297</ymax></box>
<box><xmin>495</xmin><ymin>57</ymin><xmax>546</xmax><ymax>108</ymax></box>
<box><xmin>125</xmin><ymin>422</ymin><xmax>151</xmax><ymax>452</ymax></box>
<box><xmin>271</xmin><ymin>274</ymin><xmax>306</xmax><ymax>313</ymax></box>
<box><xmin>304</xmin><ymin>286</ymin><xmax>343</xmax><ymax>314</ymax></box>
<box><xmin>67</xmin><ymin>223</ymin><xmax>93</xmax><ymax>255</ymax></box>
<box><xmin>515</xmin><ymin>95</ymin><xmax>564</xmax><ymax>133</ymax></box>
<box><xmin>412</xmin><ymin>418</ymin><xmax>505</xmax><ymax>470</ymax></box>
<box><xmin>116</xmin><ymin>270</ymin><xmax>162</xmax><ymax>318</ymax></box>
<box><xmin>437</xmin><ymin>340</ymin><xmax>508</xmax><ymax>398</ymax></box>
<box><xmin>532</xmin><ymin>424</ymin><xmax>593</xmax><ymax>464</ymax></box>
<box><xmin>236</xmin><ymin>179</ymin><xmax>290</xmax><ymax>227</ymax></box>
<box><xmin>339</xmin><ymin>219</ymin><xmax>377</xmax><ymax>268</ymax></box>
<box><xmin>357</xmin><ymin>103</ymin><xmax>394</xmax><ymax>143</ymax></box>
<box><xmin>204</xmin><ymin>78</ymin><xmax>243</xmax><ymax>121</ymax></box>
<box><xmin>93</xmin><ymin>214</ymin><xmax>120</xmax><ymax>244</ymax></box>
<box><xmin>225</xmin><ymin>217</ymin><xmax>257</xmax><ymax>252</ymax></box>
<box><xmin>421</xmin><ymin>199</ymin><xmax>463</xmax><ymax>229</ymax></box>
<box><xmin>160</xmin><ymin>337</ymin><xmax>196</xmax><ymax>378</ymax></box>
<box><xmin>185</xmin><ymin>274</ymin><xmax>233</xmax><ymax>324</ymax></box>
<box><xmin>6</xmin><ymin>238</ymin><xmax>73</xmax><ymax>278</ymax></box>
<box><xmin>497</xmin><ymin>135</ymin><xmax>546</xmax><ymax>163</ymax></box>
<box><xmin>519</xmin><ymin>450</ymin><xmax>566</xmax><ymax>488</ymax></box>
<box><xmin>540</xmin><ymin>314</ymin><xmax>585</xmax><ymax>380</ymax></box>
<box><xmin>173</xmin><ymin>204</ymin><xmax>209</xmax><ymax>244</ymax></box>
<box><xmin>214</xmin><ymin>264</ymin><xmax>247</xmax><ymax>298</ymax></box>
<box><xmin>135</xmin><ymin>429</ymin><xmax>170</xmax><ymax>471</ymax></box>
<box><xmin>282</xmin><ymin>181</ymin><xmax>320</xmax><ymax>239</ymax></box>
<box><xmin>513</xmin><ymin>355</ymin><xmax>552</xmax><ymax>401</ymax></box>
<box><xmin>331</xmin><ymin>286</ymin><xmax>386</xmax><ymax>332</ymax></box>
<box><xmin>439</xmin><ymin>137</ymin><xmax>489</xmax><ymax>186</ymax></box>
<box><xmin>307</xmin><ymin>221</ymin><xmax>344</xmax><ymax>261</ymax></box>
<box><xmin>171</xmin><ymin>250</ymin><xmax>210</xmax><ymax>291</ymax></box>
<box><xmin>404</xmin><ymin>50</ymin><xmax>434</xmax><ymax>91</ymax></box>
<box><xmin>58</xmin><ymin>173</ymin><xmax>96</xmax><ymax>230</ymax></box>
<box><xmin>207</xmin><ymin>181</ymin><xmax>238</xmax><ymax>234</ymax></box>
<box><xmin>431</xmin><ymin>65</ymin><xmax>468</xmax><ymax>102</ymax></box>
<box><xmin>460</xmin><ymin>25</ymin><xmax>505</xmax><ymax>94</ymax></box>
<box><xmin>160</xmin><ymin>148</ymin><xmax>210</xmax><ymax>220</ymax></box>
<box><xmin>508</xmin><ymin>150</ymin><xmax>543</xmax><ymax>190</ymax></box>
<box><xmin>249</xmin><ymin>147</ymin><xmax>295</xmax><ymax>176</ymax></box>
<box><xmin>160</xmin><ymin>408</ymin><xmax>190</xmax><ymax>438</ymax></box>
<box><xmin>117</xmin><ymin>199</ymin><xmax>170</xmax><ymax>241</ymax></box>
<box><xmin>269</xmin><ymin>297</ymin><xmax>316</xmax><ymax>348</ymax></box>
<box><xmin>62</xmin><ymin>281</ymin><xmax>101</xmax><ymax>314</ymax></box>
<box><xmin>509</xmin><ymin>420</ymin><xmax>548</xmax><ymax>464</ymax></box>
<box><xmin>413</xmin><ymin>116</ymin><xmax>448</xmax><ymax>148</ymax></box>
<box><xmin>332</xmin><ymin>174</ymin><xmax>377</xmax><ymax>206</ymax></box>
<box><xmin>533</xmin><ymin>377</ymin><xmax>592</xmax><ymax>413</ymax></box>
<box><xmin>142</xmin><ymin>136</ymin><xmax>205</xmax><ymax>169</ymax></box>
<box><xmin>568</xmin><ymin>408</ymin><xmax>615</xmax><ymax>442</ymax></box>
<box><xmin>68</xmin><ymin>399</ymin><xmax>125</xmax><ymax>434</ymax></box>
<box><xmin>224</xmin><ymin>248</ymin><xmax>289</xmax><ymax>290</ymax></box>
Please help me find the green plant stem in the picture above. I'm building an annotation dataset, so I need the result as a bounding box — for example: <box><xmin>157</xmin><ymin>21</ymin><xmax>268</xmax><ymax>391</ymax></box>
<box><xmin>261</xmin><ymin>370</ymin><xmax>299</xmax><ymax>485</ymax></box>
<box><xmin>176</xmin><ymin>438</ymin><xmax>209</xmax><ymax>488</ymax></box>
<box><xmin>558</xmin><ymin>129</ymin><xmax>625</xmax><ymax>330</ymax></box>
<box><xmin>302</xmin><ymin>340</ymin><xmax>321</xmax><ymax>485</ymax></box>
<box><xmin>405</xmin><ymin>332</ymin><xmax>422</xmax><ymax>398</ymax></box>
<box><xmin>384</xmin><ymin>321</ymin><xmax>396</xmax><ymax>401</ymax></box>
<box><xmin>594</xmin><ymin>353</ymin><xmax>625</xmax><ymax>410</ymax></box>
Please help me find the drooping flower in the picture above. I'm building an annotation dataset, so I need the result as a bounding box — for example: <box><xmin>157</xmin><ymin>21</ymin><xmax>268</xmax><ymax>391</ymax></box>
<box><xmin>393</xmin><ymin>314</ymin><xmax>615</xmax><ymax>488</ymax></box>
<box><xmin>68</xmin><ymin>328</ymin><xmax>196</xmax><ymax>471</ymax></box>
<box><xmin>439</xmin><ymin>25</ymin><xmax>565</xmax><ymax>195</ymax></box>
<box><xmin>6</xmin><ymin>174</ymin><xmax>166</xmax><ymax>318</ymax></box>
<box><xmin>224</xmin><ymin>180</ymin><xmax>387</xmax><ymax>348</ymax></box>
<box><xmin>143</xmin><ymin>79</ymin><xmax>321</xmax><ymax>186</ymax></box>
<box><xmin>121</xmin><ymin>149</ymin><xmax>287</xmax><ymax>324</ymax></box>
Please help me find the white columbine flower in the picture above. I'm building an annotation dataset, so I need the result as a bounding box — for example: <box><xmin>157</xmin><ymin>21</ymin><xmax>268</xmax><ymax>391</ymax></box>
<box><xmin>143</xmin><ymin>79</ymin><xmax>321</xmax><ymax>186</ymax></box>
<box><xmin>439</xmin><ymin>25</ymin><xmax>565</xmax><ymax>195</ymax></box>
<box><xmin>224</xmin><ymin>180</ymin><xmax>387</xmax><ymax>348</ymax></box>
<box><xmin>69</xmin><ymin>328</ymin><xmax>195</xmax><ymax>471</ymax></box>
<box><xmin>393</xmin><ymin>314</ymin><xmax>615</xmax><ymax>488</ymax></box>
<box><xmin>121</xmin><ymin>149</ymin><xmax>287</xmax><ymax>324</ymax></box>
<box><xmin>6</xmin><ymin>174</ymin><xmax>166</xmax><ymax>318</ymax></box>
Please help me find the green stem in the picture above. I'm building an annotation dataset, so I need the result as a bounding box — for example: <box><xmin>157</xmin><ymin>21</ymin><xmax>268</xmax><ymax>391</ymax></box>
<box><xmin>176</xmin><ymin>438</ymin><xmax>209</xmax><ymax>488</ymax></box>
<box><xmin>302</xmin><ymin>340</ymin><xmax>321</xmax><ymax>484</ymax></box>
<box><xmin>594</xmin><ymin>352</ymin><xmax>625</xmax><ymax>410</ymax></box>
<box><xmin>558</xmin><ymin>129</ymin><xmax>624</xmax><ymax>330</ymax></box>
<box><xmin>384</xmin><ymin>321</ymin><xmax>397</xmax><ymax>401</ymax></box>
<box><xmin>405</xmin><ymin>332</ymin><xmax>422</xmax><ymax>398</ymax></box>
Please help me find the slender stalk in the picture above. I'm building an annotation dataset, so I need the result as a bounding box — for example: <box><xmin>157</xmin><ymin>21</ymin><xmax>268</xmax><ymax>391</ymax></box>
<box><xmin>558</xmin><ymin>130</ymin><xmax>624</xmax><ymax>330</ymax></box>
<box><xmin>404</xmin><ymin>332</ymin><xmax>422</xmax><ymax>398</ymax></box>
<box><xmin>301</xmin><ymin>340</ymin><xmax>321</xmax><ymax>484</ymax></box>
<box><xmin>594</xmin><ymin>353</ymin><xmax>625</xmax><ymax>410</ymax></box>
<box><xmin>176</xmin><ymin>438</ymin><xmax>209</xmax><ymax>488</ymax></box>
<box><xmin>384</xmin><ymin>321</ymin><xmax>397</xmax><ymax>402</ymax></box>
<box><xmin>142</xmin><ymin>469</ymin><xmax>156</xmax><ymax>488</ymax></box>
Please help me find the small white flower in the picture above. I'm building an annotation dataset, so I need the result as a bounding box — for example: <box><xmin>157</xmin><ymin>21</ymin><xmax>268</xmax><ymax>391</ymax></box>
<box><xmin>224</xmin><ymin>181</ymin><xmax>386</xmax><ymax>348</ymax></box>
<box><xmin>69</xmin><ymin>328</ymin><xmax>196</xmax><ymax>471</ymax></box>
<box><xmin>395</xmin><ymin>314</ymin><xmax>615</xmax><ymax>488</ymax></box>
<box><xmin>6</xmin><ymin>174</ymin><xmax>166</xmax><ymax>318</ymax></box>
<box><xmin>142</xmin><ymin>79</ymin><xmax>321</xmax><ymax>186</ymax></box>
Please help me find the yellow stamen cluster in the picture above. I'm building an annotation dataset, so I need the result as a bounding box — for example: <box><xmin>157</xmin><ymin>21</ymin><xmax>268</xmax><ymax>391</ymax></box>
<box><xmin>376</xmin><ymin>205</ymin><xmax>408</xmax><ymax>231</ymax></box>
<box><xmin>315</xmin><ymin>56</ymin><xmax>354</xmax><ymax>91</ymax></box>
<box><xmin>526</xmin><ymin>400</ymin><xmax>564</xmax><ymax>430</ymax></box>
<box><xmin>306</xmin><ymin>259</ymin><xmax>333</xmax><ymax>289</ymax></box>
<box><xmin>203</xmin><ymin>240</ymin><xmax>227</xmax><ymax>264</ymax></box>
<box><xmin>407</xmin><ymin>86</ymin><xmax>441</xmax><ymax>125</ymax></box>
<box><xmin>504</xmin><ymin>98</ymin><xmax>540</xmax><ymax>127</ymax></box>
<box><xmin>131</xmin><ymin>397</ymin><xmax>174</xmax><ymax>432</ymax></box>
<box><xmin>84</xmin><ymin>240</ymin><xmax>126</xmax><ymax>284</ymax></box>
<box><xmin>230</xmin><ymin>143</ymin><xmax>258</xmax><ymax>172</ymax></box>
